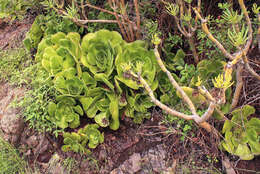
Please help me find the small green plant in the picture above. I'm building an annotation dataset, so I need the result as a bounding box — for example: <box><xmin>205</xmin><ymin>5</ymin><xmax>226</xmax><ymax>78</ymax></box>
<box><xmin>48</xmin><ymin>96</ymin><xmax>83</xmax><ymax>129</ymax></box>
<box><xmin>0</xmin><ymin>47</ymin><xmax>32</xmax><ymax>85</ymax></box>
<box><xmin>0</xmin><ymin>0</ymin><xmax>42</xmax><ymax>20</ymax></box>
<box><xmin>62</xmin><ymin>124</ymin><xmax>104</xmax><ymax>154</ymax></box>
<box><xmin>0</xmin><ymin>135</ymin><xmax>28</xmax><ymax>174</ymax></box>
<box><xmin>221</xmin><ymin>105</ymin><xmax>260</xmax><ymax>160</ymax></box>
<box><xmin>192</xmin><ymin>59</ymin><xmax>224</xmax><ymax>87</ymax></box>
<box><xmin>115</xmin><ymin>40</ymin><xmax>158</xmax><ymax>90</ymax></box>
<box><xmin>24</xmin><ymin>11</ymin><xmax>83</xmax><ymax>51</ymax></box>
<box><xmin>81</xmin><ymin>29</ymin><xmax>124</xmax><ymax>80</ymax></box>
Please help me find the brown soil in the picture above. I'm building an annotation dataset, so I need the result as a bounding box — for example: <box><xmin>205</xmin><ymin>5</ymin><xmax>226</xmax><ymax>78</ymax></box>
<box><xmin>0</xmin><ymin>15</ymin><xmax>34</xmax><ymax>49</ymax></box>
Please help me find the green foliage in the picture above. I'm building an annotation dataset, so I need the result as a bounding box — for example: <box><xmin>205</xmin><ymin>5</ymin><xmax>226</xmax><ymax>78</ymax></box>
<box><xmin>116</xmin><ymin>40</ymin><xmax>158</xmax><ymax>90</ymax></box>
<box><xmin>221</xmin><ymin>7</ymin><xmax>243</xmax><ymax>24</ymax></box>
<box><xmin>0</xmin><ymin>47</ymin><xmax>59</xmax><ymax>134</ymax></box>
<box><xmin>228</xmin><ymin>24</ymin><xmax>249</xmax><ymax>47</ymax></box>
<box><xmin>0</xmin><ymin>48</ymin><xmax>32</xmax><ymax>84</ymax></box>
<box><xmin>221</xmin><ymin>105</ymin><xmax>260</xmax><ymax>160</ymax></box>
<box><xmin>62</xmin><ymin>124</ymin><xmax>104</xmax><ymax>153</ymax></box>
<box><xmin>193</xmin><ymin>59</ymin><xmax>224</xmax><ymax>87</ymax></box>
<box><xmin>176</xmin><ymin>86</ymin><xmax>206</xmax><ymax>106</ymax></box>
<box><xmin>196</xmin><ymin>15</ymin><xmax>235</xmax><ymax>60</ymax></box>
<box><xmin>0</xmin><ymin>0</ymin><xmax>42</xmax><ymax>20</ymax></box>
<box><xmin>0</xmin><ymin>135</ymin><xmax>28</xmax><ymax>174</ymax></box>
<box><xmin>162</xmin><ymin>33</ymin><xmax>183</xmax><ymax>60</ymax></box>
<box><xmin>48</xmin><ymin>97</ymin><xmax>83</xmax><ymax>129</ymax></box>
<box><xmin>163</xmin><ymin>49</ymin><xmax>196</xmax><ymax>86</ymax></box>
<box><xmin>124</xmin><ymin>92</ymin><xmax>153</xmax><ymax>124</ymax></box>
<box><xmin>34</xmin><ymin>29</ymin><xmax>158</xmax><ymax>138</ymax></box>
<box><xmin>143</xmin><ymin>20</ymin><xmax>161</xmax><ymax>42</ymax></box>
<box><xmin>39</xmin><ymin>32</ymin><xmax>81</xmax><ymax>77</ymax></box>
<box><xmin>24</xmin><ymin>11</ymin><xmax>83</xmax><ymax>51</ymax></box>
<box><xmin>81</xmin><ymin>30</ymin><xmax>124</xmax><ymax>78</ymax></box>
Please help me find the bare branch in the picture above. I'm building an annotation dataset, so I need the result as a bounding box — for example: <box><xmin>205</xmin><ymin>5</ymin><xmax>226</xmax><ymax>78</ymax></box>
<box><xmin>193</xmin><ymin>8</ymin><xmax>234</xmax><ymax>61</ymax></box>
<box><xmin>154</xmin><ymin>45</ymin><xmax>197</xmax><ymax>115</ymax></box>
<box><xmin>197</xmin><ymin>102</ymin><xmax>216</xmax><ymax>124</ymax></box>
<box><xmin>231</xmin><ymin>64</ymin><xmax>243</xmax><ymax>109</ymax></box>
<box><xmin>134</xmin><ymin>0</ymin><xmax>141</xmax><ymax>39</ymax></box>
<box><xmin>238</xmin><ymin>0</ymin><xmax>253</xmax><ymax>53</ymax></box>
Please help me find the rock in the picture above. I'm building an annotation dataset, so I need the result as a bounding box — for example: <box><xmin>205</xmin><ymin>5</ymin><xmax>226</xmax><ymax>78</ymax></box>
<box><xmin>26</xmin><ymin>135</ymin><xmax>38</xmax><ymax>148</ymax></box>
<box><xmin>0</xmin><ymin>112</ymin><xmax>24</xmax><ymax>145</ymax></box>
<box><xmin>0</xmin><ymin>85</ymin><xmax>25</xmax><ymax>145</ymax></box>
<box><xmin>99</xmin><ymin>149</ymin><xmax>107</xmax><ymax>161</ymax></box>
<box><xmin>110</xmin><ymin>144</ymin><xmax>170</xmax><ymax>174</ymax></box>
<box><xmin>110</xmin><ymin>153</ymin><xmax>142</xmax><ymax>174</ymax></box>
<box><xmin>146</xmin><ymin>144</ymin><xmax>167</xmax><ymax>172</ymax></box>
<box><xmin>45</xmin><ymin>154</ymin><xmax>68</xmax><ymax>174</ymax></box>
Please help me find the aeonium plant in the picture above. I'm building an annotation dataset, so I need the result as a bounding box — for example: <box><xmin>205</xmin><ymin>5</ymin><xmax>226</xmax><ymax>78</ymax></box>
<box><xmin>81</xmin><ymin>30</ymin><xmax>125</xmax><ymax>82</ymax></box>
<box><xmin>47</xmin><ymin>96</ymin><xmax>83</xmax><ymax>129</ymax></box>
<box><xmin>37</xmin><ymin>32</ymin><xmax>82</xmax><ymax>77</ymax></box>
<box><xmin>115</xmin><ymin>40</ymin><xmax>159</xmax><ymax>90</ymax></box>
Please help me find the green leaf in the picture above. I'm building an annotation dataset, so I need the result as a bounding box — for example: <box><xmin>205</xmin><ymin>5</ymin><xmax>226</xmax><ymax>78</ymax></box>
<box><xmin>69</xmin><ymin>114</ymin><xmax>80</xmax><ymax>128</ymax></box>
<box><xmin>82</xmin><ymin>72</ymin><xmax>96</xmax><ymax>87</ymax></box>
<box><xmin>107</xmin><ymin>93</ymin><xmax>120</xmax><ymax>130</ymax></box>
<box><xmin>94</xmin><ymin>73</ymin><xmax>114</xmax><ymax>90</ymax></box>
<box><xmin>115</xmin><ymin>40</ymin><xmax>158</xmax><ymax>90</ymax></box>
<box><xmin>61</xmin><ymin>145</ymin><xmax>71</xmax><ymax>152</ymax></box>
<box><xmin>222</xmin><ymin>120</ymin><xmax>232</xmax><ymax>133</ymax></box>
<box><xmin>79</xmin><ymin>97</ymin><xmax>94</xmax><ymax>114</ymax></box>
<box><xmin>234</xmin><ymin>144</ymin><xmax>254</xmax><ymax>160</ymax></box>
<box><xmin>48</xmin><ymin>102</ymin><xmax>56</xmax><ymax>116</ymax></box>
<box><xmin>64</xmin><ymin>137</ymin><xmax>74</xmax><ymax>144</ymax></box>
<box><xmin>247</xmin><ymin>118</ymin><xmax>260</xmax><ymax>133</ymax></box>
<box><xmin>81</xmin><ymin>30</ymin><xmax>124</xmax><ymax>77</ymax></box>
<box><xmin>51</xmin><ymin>32</ymin><xmax>66</xmax><ymax>45</ymax></box>
<box><xmin>73</xmin><ymin>105</ymin><xmax>84</xmax><ymax>116</ymax></box>
<box><xmin>87</xmin><ymin>105</ymin><xmax>99</xmax><ymax>118</ymax></box>
<box><xmin>94</xmin><ymin>112</ymin><xmax>109</xmax><ymax>127</ymax></box>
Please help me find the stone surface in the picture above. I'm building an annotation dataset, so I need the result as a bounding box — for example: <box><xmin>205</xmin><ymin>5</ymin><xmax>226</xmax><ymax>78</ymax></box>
<box><xmin>110</xmin><ymin>144</ymin><xmax>170</xmax><ymax>174</ymax></box>
<box><xmin>0</xmin><ymin>84</ymin><xmax>25</xmax><ymax>145</ymax></box>
<box><xmin>41</xmin><ymin>153</ymin><xmax>68</xmax><ymax>174</ymax></box>
<box><xmin>110</xmin><ymin>153</ymin><xmax>142</xmax><ymax>174</ymax></box>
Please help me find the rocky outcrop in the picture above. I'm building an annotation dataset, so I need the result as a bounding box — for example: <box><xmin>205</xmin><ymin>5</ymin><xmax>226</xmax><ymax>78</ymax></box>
<box><xmin>0</xmin><ymin>83</ymin><xmax>25</xmax><ymax>145</ymax></box>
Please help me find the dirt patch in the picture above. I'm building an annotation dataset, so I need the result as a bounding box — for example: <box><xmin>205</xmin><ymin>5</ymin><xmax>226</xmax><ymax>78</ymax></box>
<box><xmin>0</xmin><ymin>15</ymin><xmax>35</xmax><ymax>50</ymax></box>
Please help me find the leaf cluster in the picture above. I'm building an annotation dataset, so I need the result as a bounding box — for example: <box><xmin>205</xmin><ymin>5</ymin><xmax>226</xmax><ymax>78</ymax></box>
<box><xmin>62</xmin><ymin>124</ymin><xmax>104</xmax><ymax>154</ymax></box>
<box><xmin>33</xmin><ymin>29</ymin><xmax>159</xmax><ymax>151</ymax></box>
<box><xmin>221</xmin><ymin>105</ymin><xmax>260</xmax><ymax>160</ymax></box>
<box><xmin>24</xmin><ymin>12</ymin><xmax>83</xmax><ymax>51</ymax></box>
<box><xmin>0</xmin><ymin>0</ymin><xmax>43</xmax><ymax>20</ymax></box>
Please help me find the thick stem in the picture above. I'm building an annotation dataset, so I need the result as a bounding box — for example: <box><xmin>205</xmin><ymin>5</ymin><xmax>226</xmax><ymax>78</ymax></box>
<box><xmin>154</xmin><ymin>45</ymin><xmax>197</xmax><ymax>115</ymax></box>
<box><xmin>188</xmin><ymin>37</ymin><xmax>199</xmax><ymax>64</ymax></box>
<box><xmin>134</xmin><ymin>0</ymin><xmax>141</xmax><ymax>39</ymax></box>
<box><xmin>138</xmin><ymin>75</ymin><xmax>194</xmax><ymax>120</ymax></box>
<box><xmin>136</xmin><ymin>71</ymin><xmax>212</xmax><ymax>132</ymax></box>
<box><xmin>231</xmin><ymin>64</ymin><xmax>243</xmax><ymax>109</ymax></box>
<box><xmin>258</xmin><ymin>14</ymin><xmax>260</xmax><ymax>52</ymax></box>
<box><xmin>242</xmin><ymin>52</ymin><xmax>260</xmax><ymax>81</ymax></box>
<box><xmin>196</xmin><ymin>102</ymin><xmax>216</xmax><ymax>123</ymax></box>
<box><xmin>238</xmin><ymin>0</ymin><xmax>253</xmax><ymax>53</ymax></box>
<box><xmin>194</xmin><ymin>9</ymin><xmax>234</xmax><ymax>60</ymax></box>
<box><xmin>174</xmin><ymin>16</ymin><xmax>188</xmax><ymax>36</ymax></box>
